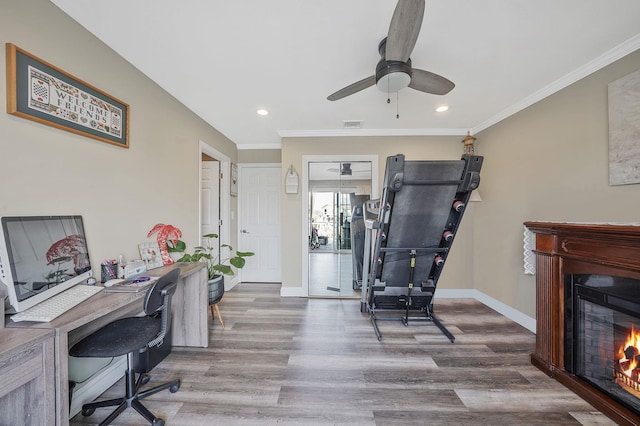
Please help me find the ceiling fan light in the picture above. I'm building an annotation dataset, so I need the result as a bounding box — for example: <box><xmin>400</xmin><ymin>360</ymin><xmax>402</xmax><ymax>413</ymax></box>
<box><xmin>376</xmin><ymin>71</ymin><xmax>411</xmax><ymax>93</ymax></box>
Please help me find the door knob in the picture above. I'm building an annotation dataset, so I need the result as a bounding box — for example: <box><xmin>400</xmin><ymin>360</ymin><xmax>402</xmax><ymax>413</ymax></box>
<box><xmin>241</xmin><ymin>229</ymin><xmax>250</xmax><ymax>234</ymax></box>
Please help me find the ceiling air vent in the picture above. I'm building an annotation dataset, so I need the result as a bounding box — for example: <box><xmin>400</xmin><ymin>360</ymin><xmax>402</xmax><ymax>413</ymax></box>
<box><xmin>343</xmin><ymin>120</ymin><xmax>363</xmax><ymax>129</ymax></box>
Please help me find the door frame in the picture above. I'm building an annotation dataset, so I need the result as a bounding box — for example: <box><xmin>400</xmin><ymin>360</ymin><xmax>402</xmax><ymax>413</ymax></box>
<box><xmin>198</xmin><ymin>141</ymin><xmax>232</xmax><ymax>286</ymax></box>
<box><xmin>302</xmin><ymin>155</ymin><xmax>379</xmax><ymax>297</ymax></box>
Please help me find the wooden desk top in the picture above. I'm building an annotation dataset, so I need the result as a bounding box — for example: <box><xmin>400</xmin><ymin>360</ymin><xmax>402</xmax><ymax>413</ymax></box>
<box><xmin>4</xmin><ymin>262</ymin><xmax>205</xmax><ymax>336</ymax></box>
<box><xmin>2</xmin><ymin>261</ymin><xmax>207</xmax><ymax>426</ymax></box>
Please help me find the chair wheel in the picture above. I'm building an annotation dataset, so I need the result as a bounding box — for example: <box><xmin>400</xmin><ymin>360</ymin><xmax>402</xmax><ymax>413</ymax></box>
<box><xmin>81</xmin><ymin>407</ymin><xmax>95</xmax><ymax>417</ymax></box>
<box><xmin>141</xmin><ymin>374</ymin><xmax>151</xmax><ymax>385</ymax></box>
<box><xmin>170</xmin><ymin>380</ymin><xmax>181</xmax><ymax>393</ymax></box>
<box><xmin>152</xmin><ymin>419</ymin><xmax>165</xmax><ymax>426</ymax></box>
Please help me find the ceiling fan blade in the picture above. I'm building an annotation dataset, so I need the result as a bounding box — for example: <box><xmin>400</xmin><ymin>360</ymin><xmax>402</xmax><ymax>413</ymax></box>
<box><xmin>409</xmin><ymin>68</ymin><xmax>455</xmax><ymax>95</ymax></box>
<box><xmin>327</xmin><ymin>76</ymin><xmax>376</xmax><ymax>101</ymax></box>
<box><xmin>386</xmin><ymin>0</ymin><xmax>425</xmax><ymax>62</ymax></box>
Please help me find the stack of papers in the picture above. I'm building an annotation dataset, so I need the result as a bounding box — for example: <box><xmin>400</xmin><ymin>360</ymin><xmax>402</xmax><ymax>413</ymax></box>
<box><xmin>104</xmin><ymin>276</ymin><xmax>159</xmax><ymax>293</ymax></box>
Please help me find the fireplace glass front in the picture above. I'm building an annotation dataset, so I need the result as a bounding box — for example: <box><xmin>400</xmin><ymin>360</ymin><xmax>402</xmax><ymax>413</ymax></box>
<box><xmin>565</xmin><ymin>274</ymin><xmax>640</xmax><ymax>414</ymax></box>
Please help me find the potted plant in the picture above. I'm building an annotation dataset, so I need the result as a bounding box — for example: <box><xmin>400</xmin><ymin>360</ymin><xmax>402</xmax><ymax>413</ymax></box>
<box><xmin>166</xmin><ymin>239</ymin><xmax>187</xmax><ymax>262</ymax></box>
<box><xmin>174</xmin><ymin>234</ymin><xmax>254</xmax><ymax>322</ymax></box>
<box><xmin>175</xmin><ymin>232</ymin><xmax>253</xmax><ymax>280</ymax></box>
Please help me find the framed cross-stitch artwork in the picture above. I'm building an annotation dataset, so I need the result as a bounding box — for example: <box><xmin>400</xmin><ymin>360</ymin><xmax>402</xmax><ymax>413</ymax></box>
<box><xmin>6</xmin><ymin>43</ymin><xmax>129</xmax><ymax>148</ymax></box>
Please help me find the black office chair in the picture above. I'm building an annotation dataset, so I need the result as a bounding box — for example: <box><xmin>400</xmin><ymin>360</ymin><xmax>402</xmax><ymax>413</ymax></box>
<box><xmin>69</xmin><ymin>269</ymin><xmax>182</xmax><ymax>426</ymax></box>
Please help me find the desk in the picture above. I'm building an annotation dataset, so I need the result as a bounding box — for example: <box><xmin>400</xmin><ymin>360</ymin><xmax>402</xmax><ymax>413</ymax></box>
<box><xmin>0</xmin><ymin>328</ymin><xmax>55</xmax><ymax>425</ymax></box>
<box><xmin>4</xmin><ymin>262</ymin><xmax>207</xmax><ymax>425</ymax></box>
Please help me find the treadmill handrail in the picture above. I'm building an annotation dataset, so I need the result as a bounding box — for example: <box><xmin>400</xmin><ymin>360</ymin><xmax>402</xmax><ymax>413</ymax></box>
<box><xmin>378</xmin><ymin>247</ymin><xmax>449</xmax><ymax>253</ymax></box>
<box><xmin>401</xmin><ymin>179</ymin><xmax>463</xmax><ymax>186</ymax></box>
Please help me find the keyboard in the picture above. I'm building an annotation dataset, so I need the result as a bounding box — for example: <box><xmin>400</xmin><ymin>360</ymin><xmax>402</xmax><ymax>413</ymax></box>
<box><xmin>11</xmin><ymin>285</ymin><xmax>103</xmax><ymax>323</ymax></box>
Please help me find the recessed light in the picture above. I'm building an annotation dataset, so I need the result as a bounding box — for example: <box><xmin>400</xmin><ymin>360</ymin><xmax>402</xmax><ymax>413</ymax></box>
<box><xmin>435</xmin><ymin>105</ymin><xmax>449</xmax><ymax>113</ymax></box>
<box><xmin>257</xmin><ymin>109</ymin><xmax>269</xmax><ymax>116</ymax></box>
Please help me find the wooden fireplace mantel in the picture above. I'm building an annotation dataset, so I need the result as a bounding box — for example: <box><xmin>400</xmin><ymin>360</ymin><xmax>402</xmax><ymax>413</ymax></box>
<box><xmin>525</xmin><ymin>221</ymin><xmax>640</xmax><ymax>426</ymax></box>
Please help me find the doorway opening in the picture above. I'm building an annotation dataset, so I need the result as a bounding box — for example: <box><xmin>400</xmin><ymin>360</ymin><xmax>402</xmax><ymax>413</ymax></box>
<box><xmin>304</xmin><ymin>156</ymin><xmax>378</xmax><ymax>298</ymax></box>
<box><xmin>201</xmin><ymin>153</ymin><xmax>221</xmax><ymax>259</ymax></box>
<box><xmin>199</xmin><ymin>141</ymin><xmax>230</xmax><ymax>285</ymax></box>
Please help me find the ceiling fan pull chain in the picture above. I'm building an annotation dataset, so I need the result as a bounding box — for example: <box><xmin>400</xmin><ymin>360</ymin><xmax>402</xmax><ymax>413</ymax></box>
<box><xmin>396</xmin><ymin>92</ymin><xmax>400</xmax><ymax>119</ymax></box>
<box><xmin>387</xmin><ymin>70</ymin><xmax>391</xmax><ymax>104</ymax></box>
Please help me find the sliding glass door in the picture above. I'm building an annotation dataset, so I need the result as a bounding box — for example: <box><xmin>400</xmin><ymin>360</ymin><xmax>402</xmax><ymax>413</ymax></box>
<box><xmin>308</xmin><ymin>161</ymin><xmax>372</xmax><ymax>297</ymax></box>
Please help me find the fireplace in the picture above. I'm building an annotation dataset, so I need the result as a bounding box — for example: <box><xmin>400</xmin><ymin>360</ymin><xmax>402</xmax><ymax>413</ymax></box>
<box><xmin>565</xmin><ymin>274</ymin><xmax>640</xmax><ymax>415</ymax></box>
<box><xmin>525</xmin><ymin>222</ymin><xmax>640</xmax><ymax>425</ymax></box>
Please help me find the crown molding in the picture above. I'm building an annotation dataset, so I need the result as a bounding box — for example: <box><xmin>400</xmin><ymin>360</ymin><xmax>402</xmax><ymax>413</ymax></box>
<box><xmin>278</xmin><ymin>128</ymin><xmax>469</xmax><ymax>138</ymax></box>
<box><xmin>472</xmin><ymin>33</ymin><xmax>640</xmax><ymax>134</ymax></box>
<box><xmin>236</xmin><ymin>143</ymin><xmax>282</xmax><ymax>150</ymax></box>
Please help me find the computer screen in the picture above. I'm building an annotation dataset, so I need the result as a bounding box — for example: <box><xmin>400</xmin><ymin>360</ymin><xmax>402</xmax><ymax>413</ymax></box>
<box><xmin>0</xmin><ymin>215</ymin><xmax>92</xmax><ymax>312</ymax></box>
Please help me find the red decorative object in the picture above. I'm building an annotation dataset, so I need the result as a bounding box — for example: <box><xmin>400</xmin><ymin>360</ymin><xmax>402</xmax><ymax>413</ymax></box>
<box><xmin>46</xmin><ymin>235</ymin><xmax>87</xmax><ymax>267</ymax></box>
<box><xmin>147</xmin><ymin>224</ymin><xmax>182</xmax><ymax>265</ymax></box>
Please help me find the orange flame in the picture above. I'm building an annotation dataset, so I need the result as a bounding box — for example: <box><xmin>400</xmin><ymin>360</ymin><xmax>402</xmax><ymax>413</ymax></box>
<box><xmin>618</xmin><ymin>325</ymin><xmax>640</xmax><ymax>377</ymax></box>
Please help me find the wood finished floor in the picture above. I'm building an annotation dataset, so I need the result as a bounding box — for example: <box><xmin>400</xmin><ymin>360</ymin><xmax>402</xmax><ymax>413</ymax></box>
<box><xmin>71</xmin><ymin>283</ymin><xmax>615</xmax><ymax>425</ymax></box>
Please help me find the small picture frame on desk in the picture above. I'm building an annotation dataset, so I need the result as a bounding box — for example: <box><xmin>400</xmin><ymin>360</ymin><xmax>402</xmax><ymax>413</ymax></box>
<box><xmin>138</xmin><ymin>242</ymin><xmax>163</xmax><ymax>269</ymax></box>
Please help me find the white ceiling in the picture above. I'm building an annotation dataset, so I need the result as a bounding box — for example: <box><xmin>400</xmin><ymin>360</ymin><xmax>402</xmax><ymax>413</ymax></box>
<box><xmin>50</xmin><ymin>0</ymin><xmax>640</xmax><ymax>149</ymax></box>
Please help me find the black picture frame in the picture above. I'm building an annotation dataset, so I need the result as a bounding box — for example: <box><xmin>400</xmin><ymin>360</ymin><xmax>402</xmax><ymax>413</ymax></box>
<box><xmin>6</xmin><ymin>43</ymin><xmax>129</xmax><ymax>148</ymax></box>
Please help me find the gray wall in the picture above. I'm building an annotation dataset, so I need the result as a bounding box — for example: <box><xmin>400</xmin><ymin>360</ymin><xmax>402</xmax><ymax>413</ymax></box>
<box><xmin>280</xmin><ymin>136</ymin><xmax>476</xmax><ymax>294</ymax></box>
<box><xmin>475</xmin><ymin>49</ymin><xmax>640</xmax><ymax>318</ymax></box>
<box><xmin>1</xmin><ymin>0</ymin><xmax>238</xmax><ymax>275</ymax></box>
<box><xmin>239</xmin><ymin>149</ymin><xmax>281</xmax><ymax>164</ymax></box>
<box><xmin>5</xmin><ymin>0</ymin><xmax>640</xmax><ymax>322</ymax></box>
<box><xmin>280</xmin><ymin>50</ymin><xmax>640</xmax><ymax>320</ymax></box>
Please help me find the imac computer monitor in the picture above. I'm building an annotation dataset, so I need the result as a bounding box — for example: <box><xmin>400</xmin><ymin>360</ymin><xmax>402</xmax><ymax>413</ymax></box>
<box><xmin>0</xmin><ymin>215</ymin><xmax>92</xmax><ymax>313</ymax></box>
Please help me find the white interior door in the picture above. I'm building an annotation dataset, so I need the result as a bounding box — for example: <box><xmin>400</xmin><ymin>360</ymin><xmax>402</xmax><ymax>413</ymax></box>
<box><xmin>201</xmin><ymin>159</ymin><xmax>220</xmax><ymax>258</ymax></box>
<box><xmin>239</xmin><ymin>164</ymin><xmax>281</xmax><ymax>282</ymax></box>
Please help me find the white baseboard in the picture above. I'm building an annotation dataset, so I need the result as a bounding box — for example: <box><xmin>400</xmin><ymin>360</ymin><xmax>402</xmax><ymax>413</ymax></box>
<box><xmin>435</xmin><ymin>288</ymin><xmax>536</xmax><ymax>333</ymax></box>
<box><xmin>280</xmin><ymin>286</ymin><xmax>308</xmax><ymax>297</ymax></box>
<box><xmin>69</xmin><ymin>356</ymin><xmax>126</xmax><ymax>417</ymax></box>
<box><xmin>278</xmin><ymin>285</ymin><xmax>536</xmax><ymax>333</ymax></box>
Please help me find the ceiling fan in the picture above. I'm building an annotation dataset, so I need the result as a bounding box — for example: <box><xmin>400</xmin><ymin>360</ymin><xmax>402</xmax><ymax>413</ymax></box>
<box><xmin>327</xmin><ymin>0</ymin><xmax>454</xmax><ymax>101</ymax></box>
<box><xmin>324</xmin><ymin>162</ymin><xmax>374</xmax><ymax>177</ymax></box>
<box><xmin>326</xmin><ymin>163</ymin><xmax>353</xmax><ymax>175</ymax></box>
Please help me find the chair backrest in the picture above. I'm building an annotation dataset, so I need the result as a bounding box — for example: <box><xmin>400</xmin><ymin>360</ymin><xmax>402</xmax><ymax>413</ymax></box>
<box><xmin>144</xmin><ymin>268</ymin><xmax>180</xmax><ymax>314</ymax></box>
<box><xmin>144</xmin><ymin>268</ymin><xmax>180</xmax><ymax>347</ymax></box>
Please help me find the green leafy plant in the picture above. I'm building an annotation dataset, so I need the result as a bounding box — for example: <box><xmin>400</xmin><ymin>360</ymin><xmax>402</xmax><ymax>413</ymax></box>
<box><xmin>166</xmin><ymin>239</ymin><xmax>186</xmax><ymax>253</ymax></box>
<box><xmin>176</xmin><ymin>233</ymin><xmax>254</xmax><ymax>280</ymax></box>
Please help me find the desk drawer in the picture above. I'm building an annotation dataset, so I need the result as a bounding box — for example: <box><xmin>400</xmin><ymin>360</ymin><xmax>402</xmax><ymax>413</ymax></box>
<box><xmin>0</xmin><ymin>329</ymin><xmax>55</xmax><ymax>425</ymax></box>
